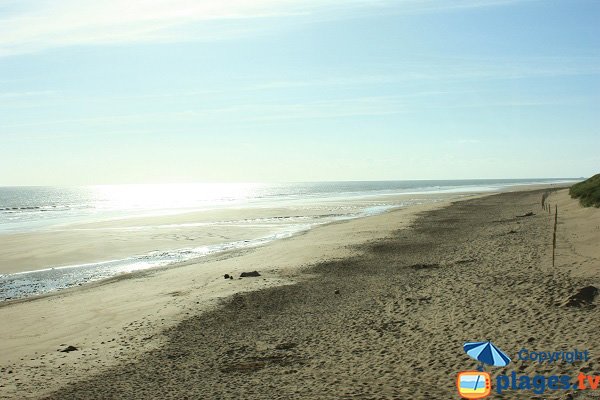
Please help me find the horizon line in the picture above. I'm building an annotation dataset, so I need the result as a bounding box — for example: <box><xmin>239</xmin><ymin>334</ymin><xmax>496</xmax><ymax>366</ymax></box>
<box><xmin>0</xmin><ymin>177</ymin><xmax>583</xmax><ymax>188</ymax></box>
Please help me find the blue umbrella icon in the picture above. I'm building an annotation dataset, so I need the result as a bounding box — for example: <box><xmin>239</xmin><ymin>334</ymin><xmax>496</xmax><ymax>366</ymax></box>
<box><xmin>462</xmin><ymin>341</ymin><xmax>510</xmax><ymax>396</ymax></box>
<box><xmin>463</xmin><ymin>341</ymin><xmax>511</xmax><ymax>368</ymax></box>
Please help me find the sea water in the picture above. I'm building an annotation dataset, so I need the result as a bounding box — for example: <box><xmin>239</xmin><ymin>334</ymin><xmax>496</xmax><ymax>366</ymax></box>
<box><xmin>0</xmin><ymin>179</ymin><xmax>574</xmax><ymax>300</ymax></box>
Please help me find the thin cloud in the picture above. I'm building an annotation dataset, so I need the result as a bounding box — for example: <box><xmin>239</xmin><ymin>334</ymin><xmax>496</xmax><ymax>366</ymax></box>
<box><xmin>39</xmin><ymin>57</ymin><xmax>599</xmax><ymax>104</ymax></box>
<box><xmin>0</xmin><ymin>95</ymin><xmax>406</xmax><ymax>130</ymax></box>
<box><xmin>240</xmin><ymin>59</ymin><xmax>600</xmax><ymax>90</ymax></box>
<box><xmin>0</xmin><ymin>90</ymin><xmax>56</xmax><ymax>98</ymax></box>
<box><xmin>2</xmin><ymin>88</ymin><xmax>573</xmax><ymax>131</ymax></box>
<box><xmin>0</xmin><ymin>0</ymin><xmax>535</xmax><ymax>56</ymax></box>
<box><xmin>453</xmin><ymin>139</ymin><xmax>482</xmax><ymax>144</ymax></box>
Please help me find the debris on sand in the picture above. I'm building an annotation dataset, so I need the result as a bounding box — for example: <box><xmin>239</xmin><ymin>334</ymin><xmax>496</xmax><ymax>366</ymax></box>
<box><xmin>516</xmin><ymin>212</ymin><xmax>535</xmax><ymax>217</ymax></box>
<box><xmin>409</xmin><ymin>263</ymin><xmax>440</xmax><ymax>270</ymax></box>
<box><xmin>58</xmin><ymin>345</ymin><xmax>78</xmax><ymax>353</ymax></box>
<box><xmin>275</xmin><ymin>342</ymin><xmax>297</xmax><ymax>350</ymax></box>
<box><xmin>240</xmin><ymin>271</ymin><xmax>261</xmax><ymax>278</ymax></box>
<box><xmin>564</xmin><ymin>286</ymin><xmax>598</xmax><ymax>307</ymax></box>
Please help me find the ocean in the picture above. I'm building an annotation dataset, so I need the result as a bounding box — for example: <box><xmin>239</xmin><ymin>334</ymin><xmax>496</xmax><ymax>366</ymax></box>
<box><xmin>0</xmin><ymin>179</ymin><xmax>574</xmax><ymax>300</ymax></box>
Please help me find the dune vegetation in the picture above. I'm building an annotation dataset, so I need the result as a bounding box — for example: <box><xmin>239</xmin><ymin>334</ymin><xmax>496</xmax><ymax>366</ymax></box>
<box><xmin>570</xmin><ymin>174</ymin><xmax>600</xmax><ymax>207</ymax></box>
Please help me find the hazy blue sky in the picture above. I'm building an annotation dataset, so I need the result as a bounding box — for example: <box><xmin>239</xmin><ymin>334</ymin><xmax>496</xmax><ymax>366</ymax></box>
<box><xmin>1</xmin><ymin>0</ymin><xmax>598</xmax><ymax>185</ymax></box>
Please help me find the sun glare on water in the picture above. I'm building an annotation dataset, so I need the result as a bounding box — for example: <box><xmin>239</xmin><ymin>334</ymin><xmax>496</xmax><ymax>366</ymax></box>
<box><xmin>89</xmin><ymin>183</ymin><xmax>264</xmax><ymax>212</ymax></box>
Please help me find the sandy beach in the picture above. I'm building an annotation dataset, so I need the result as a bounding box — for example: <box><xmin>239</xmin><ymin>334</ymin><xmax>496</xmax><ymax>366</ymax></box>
<box><xmin>1</xmin><ymin>187</ymin><xmax>598</xmax><ymax>399</ymax></box>
<box><xmin>0</xmin><ymin>193</ymin><xmax>457</xmax><ymax>399</ymax></box>
<box><xmin>3</xmin><ymin>0</ymin><xmax>598</xmax><ymax>398</ymax></box>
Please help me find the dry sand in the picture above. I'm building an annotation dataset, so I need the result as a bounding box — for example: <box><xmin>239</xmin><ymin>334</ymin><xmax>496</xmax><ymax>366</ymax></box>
<box><xmin>546</xmin><ymin>189</ymin><xmax>600</xmax><ymax>280</ymax></box>
<box><xmin>2</xmin><ymin>188</ymin><xmax>599</xmax><ymax>399</ymax></box>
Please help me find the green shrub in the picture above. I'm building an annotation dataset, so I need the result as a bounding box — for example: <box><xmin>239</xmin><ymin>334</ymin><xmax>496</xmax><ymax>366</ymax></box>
<box><xmin>569</xmin><ymin>174</ymin><xmax>600</xmax><ymax>207</ymax></box>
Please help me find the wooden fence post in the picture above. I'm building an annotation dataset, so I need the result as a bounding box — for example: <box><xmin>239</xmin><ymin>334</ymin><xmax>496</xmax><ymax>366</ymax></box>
<box><xmin>552</xmin><ymin>205</ymin><xmax>558</xmax><ymax>268</ymax></box>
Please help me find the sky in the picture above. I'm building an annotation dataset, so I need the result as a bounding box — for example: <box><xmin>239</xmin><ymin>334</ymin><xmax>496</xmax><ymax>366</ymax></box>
<box><xmin>0</xmin><ymin>0</ymin><xmax>599</xmax><ymax>185</ymax></box>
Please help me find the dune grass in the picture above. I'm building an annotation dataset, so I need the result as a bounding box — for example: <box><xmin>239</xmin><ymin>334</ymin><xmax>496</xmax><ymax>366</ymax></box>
<box><xmin>569</xmin><ymin>174</ymin><xmax>600</xmax><ymax>207</ymax></box>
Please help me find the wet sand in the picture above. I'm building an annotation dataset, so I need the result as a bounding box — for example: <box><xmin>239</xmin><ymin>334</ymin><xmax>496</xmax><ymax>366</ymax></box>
<box><xmin>29</xmin><ymin>188</ymin><xmax>600</xmax><ymax>399</ymax></box>
<box><xmin>0</xmin><ymin>193</ymin><xmax>446</xmax><ymax>275</ymax></box>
